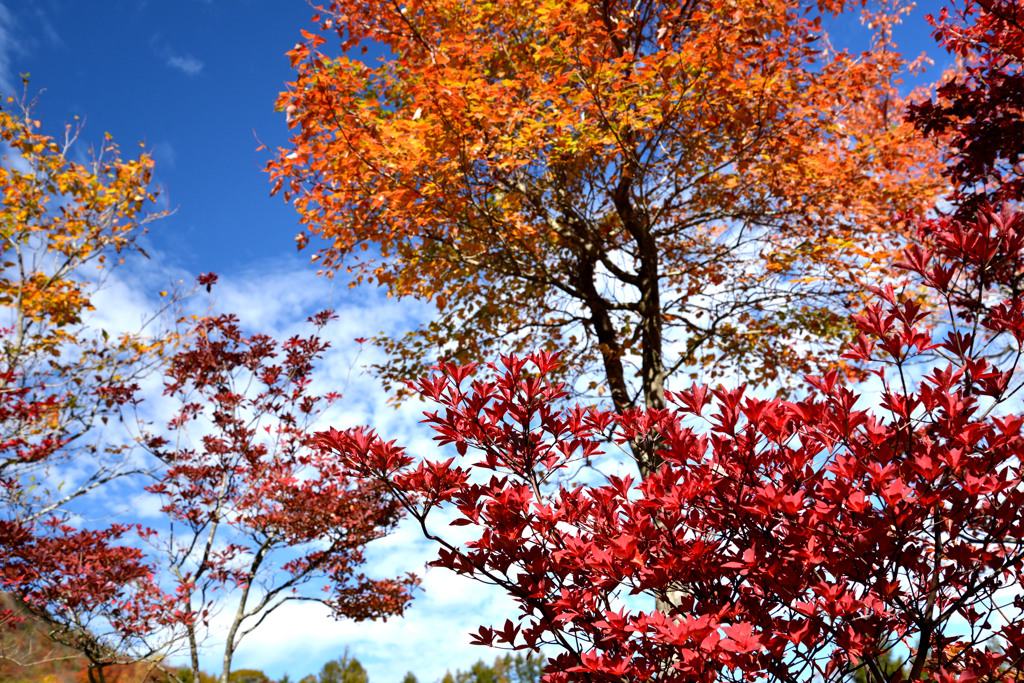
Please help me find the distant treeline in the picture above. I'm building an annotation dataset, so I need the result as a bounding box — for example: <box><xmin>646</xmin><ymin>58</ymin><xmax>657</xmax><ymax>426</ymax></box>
<box><xmin>1</xmin><ymin>605</ymin><xmax>542</xmax><ymax>683</ymax></box>
<box><xmin>172</xmin><ymin>651</ymin><xmax>542</xmax><ymax>683</ymax></box>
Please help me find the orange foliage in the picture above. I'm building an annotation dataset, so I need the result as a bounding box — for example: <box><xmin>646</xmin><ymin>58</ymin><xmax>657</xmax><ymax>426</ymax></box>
<box><xmin>272</xmin><ymin>0</ymin><xmax>946</xmax><ymax>470</ymax></box>
<box><xmin>0</xmin><ymin>596</ymin><xmax>171</xmax><ymax>683</ymax></box>
<box><xmin>0</xmin><ymin>91</ymin><xmax>174</xmax><ymax>483</ymax></box>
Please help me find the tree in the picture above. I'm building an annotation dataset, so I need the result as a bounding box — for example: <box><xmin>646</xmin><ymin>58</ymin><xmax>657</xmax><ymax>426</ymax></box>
<box><xmin>0</xmin><ymin>89</ymin><xmax>182</xmax><ymax>682</ymax></box>
<box><xmin>907</xmin><ymin>0</ymin><xmax>1024</xmax><ymax>219</ymax></box>
<box><xmin>903</xmin><ymin>2</ymin><xmax>1024</xmax><ymax>381</ymax></box>
<box><xmin>313</xmin><ymin>9</ymin><xmax>1024</xmax><ymax>672</ymax></box>
<box><xmin>141</xmin><ymin>302</ymin><xmax>418</xmax><ymax>683</ymax></box>
<box><xmin>453</xmin><ymin>658</ymin><xmax>504</xmax><ymax>683</ymax></box>
<box><xmin>270</xmin><ymin>0</ymin><xmax>946</xmax><ymax>478</ymax></box>
<box><xmin>229</xmin><ymin>670</ymin><xmax>271</xmax><ymax>683</ymax></box>
<box><xmin>448</xmin><ymin>655</ymin><xmax>542</xmax><ymax>683</ymax></box>
<box><xmin>317</xmin><ymin>651</ymin><xmax>367</xmax><ymax>683</ymax></box>
<box><xmin>317</xmin><ymin>193</ymin><xmax>1024</xmax><ymax>683</ymax></box>
<box><xmin>502</xmin><ymin>654</ymin><xmax>543</xmax><ymax>683</ymax></box>
<box><xmin>400</xmin><ymin>672</ymin><xmax>417</xmax><ymax>683</ymax></box>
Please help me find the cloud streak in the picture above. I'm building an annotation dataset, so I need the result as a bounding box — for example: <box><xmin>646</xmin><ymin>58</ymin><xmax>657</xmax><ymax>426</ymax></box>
<box><xmin>166</xmin><ymin>53</ymin><xmax>203</xmax><ymax>75</ymax></box>
<box><xmin>0</xmin><ymin>2</ymin><xmax>19</xmax><ymax>94</ymax></box>
<box><xmin>151</xmin><ymin>34</ymin><xmax>204</xmax><ymax>76</ymax></box>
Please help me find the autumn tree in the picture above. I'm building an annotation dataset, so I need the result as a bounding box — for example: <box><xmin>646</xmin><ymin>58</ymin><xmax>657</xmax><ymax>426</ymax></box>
<box><xmin>0</xmin><ymin>90</ymin><xmax>184</xmax><ymax>682</ymax></box>
<box><xmin>901</xmin><ymin>0</ymin><xmax>1024</xmax><ymax>380</ymax></box>
<box><xmin>271</xmin><ymin>0</ymin><xmax>946</xmax><ymax>476</ymax></box>
<box><xmin>141</xmin><ymin>301</ymin><xmax>418</xmax><ymax>683</ymax></box>
<box><xmin>907</xmin><ymin>0</ymin><xmax>1024</xmax><ymax>219</ymax></box>
<box><xmin>313</xmin><ymin>1</ymin><xmax>1024</xmax><ymax>677</ymax></box>
<box><xmin>318</xmin><ymin>191</ymin><xmax>1024</xmax><ymax>683</ymax></box>
<box><xmin>0</xmin><ymin>90</ymin><xmax>414</xmax><ymax>683</ymax></box>
<box><xmin>229</xmin><ymin>669</ymin><xmax>272</xmax><ymax>683</ymax></box>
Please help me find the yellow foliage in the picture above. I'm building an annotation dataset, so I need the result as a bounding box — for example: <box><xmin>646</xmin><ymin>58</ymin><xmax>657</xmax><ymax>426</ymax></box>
<box><xmin>0</xmin><ymin>93</ymin><xmax>179</xmax><ymax>508</ymax></box>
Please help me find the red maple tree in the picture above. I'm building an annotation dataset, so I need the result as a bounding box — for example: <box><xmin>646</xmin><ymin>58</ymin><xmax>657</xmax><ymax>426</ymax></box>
<box><xmin>318</xmin><ymin>202</ymin><xmax>1024</xmax><ymax>683</ymax></box>
<box><xmin>908</xmin><ymin>0</ymin><xmax>1024</xmax><ymax>218</ymax></box>
<box><xmin>142</xmin><ymin>303</ymin><xmax>418</xmax><ymax>683</ymax></box>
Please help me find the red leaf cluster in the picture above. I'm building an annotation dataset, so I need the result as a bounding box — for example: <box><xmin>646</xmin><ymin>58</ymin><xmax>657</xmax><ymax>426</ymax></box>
<box><xmin>143</xmin><ymin>309</ymin><xmax>418</xmax><ymax>679</ymax></box>
<box><xmin>319</xmin><ymin>200</ymin><xmax>1024</xmax><ymax>681</ymax></box>
<box><xmin>908</xmin><ymin>0</ymin><xmax>1024</xmax><ymax>218</ymax></box>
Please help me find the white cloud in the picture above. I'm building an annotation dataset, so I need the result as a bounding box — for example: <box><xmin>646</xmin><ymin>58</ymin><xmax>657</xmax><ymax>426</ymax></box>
<box><xmin>128</xmin><ymin>491</ymin><xmax>166</xmax><ymax>520</ymax></box>
<box><xmin>150</xmin><ymin>34</ymin><xmax>204</xmax><ymax>76</ymax></box>
<box><xmin>166</xmin><ymin>53</ymin><xmax>203</xmax><ymax>76</ymax></box>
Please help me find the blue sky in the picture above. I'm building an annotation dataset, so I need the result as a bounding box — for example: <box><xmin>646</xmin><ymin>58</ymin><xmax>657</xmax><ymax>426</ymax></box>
<box><xmin>0</xmin><ymin>1</ymin><xmax>956</xmax><ymax>681</ymax></box>
<box><xmin>1</xmin><ymin>0</ymin><xmax>317</xmax><ymax>274</ymax></box>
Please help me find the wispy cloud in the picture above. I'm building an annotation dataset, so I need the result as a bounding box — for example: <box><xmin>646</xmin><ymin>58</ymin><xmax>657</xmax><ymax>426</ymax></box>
<box><xmin>151</xmin><ymin>34</ymin><xmax>204</xmax><ymax>76</ymax></box>
<box><xmin>0</xmin><ymin>2</ymin><xmax>19</xmax><ymax>94</ymax></box>
<box><xmin>150</xmin><ymin>141</ymin><xmax>177</xmax><ymax>170</ymax></box>
<box><xmin>166</xmin><ymin>53</ymin><xmax>203</xmax><ymax>76</ymax></box>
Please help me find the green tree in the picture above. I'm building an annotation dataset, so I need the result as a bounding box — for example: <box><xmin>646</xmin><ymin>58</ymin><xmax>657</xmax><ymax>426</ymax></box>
<box><xmin>401</xmin><ymin>673</ymin><xmax>417</xmax><ymax>683</ymax></box>
<box><xmin>504</xmin><ymin>655</ymin><xmax>542</xmax><ymax>683</ymax></box>
<box><xmin>318</xmin><ymin>652</ymin><xmax>368</xmax><ymax>683</ymax></box>
<box><xmin>455</xmin><ymin>660</ymin><xmax>501</xmax><ymax>683</ymax></box>
<box><xmin>229</xmin><ymin>669</ymin><xmax>271</xmax><ymax>683</ymax></box>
